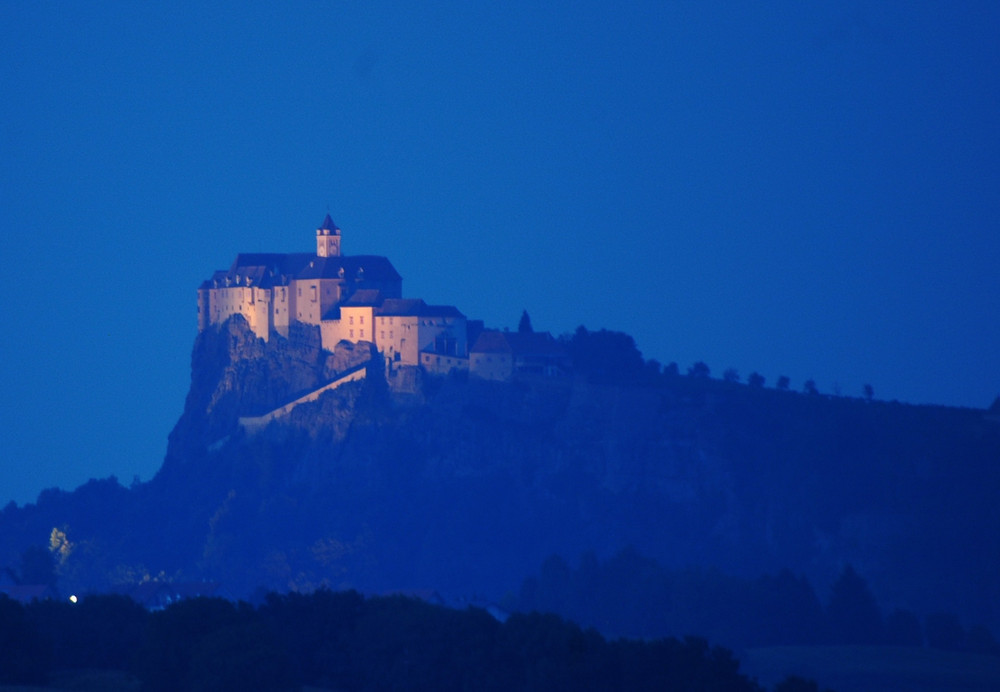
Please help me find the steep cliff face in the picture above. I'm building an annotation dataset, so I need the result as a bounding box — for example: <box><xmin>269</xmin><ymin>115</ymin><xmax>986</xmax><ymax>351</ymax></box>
<box><xmin>4</xmin><ymin>318</ymin><xmax>999</xmax><ymax>635</ymax></box>
<box><xmin>161</xmin><ymin>317</ymin><xmax>371</xmax><ymax>473</ymax></box>
<box><xmin>149</xmin><ymin>320</ymin><xmax>1000</xmax><ymax>631</ymax></box>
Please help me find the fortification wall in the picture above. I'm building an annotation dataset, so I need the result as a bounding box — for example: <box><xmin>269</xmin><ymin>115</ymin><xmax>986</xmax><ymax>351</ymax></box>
<box><xmin>239</xmin><ymin>363</ymin><xmax>368</xmax><ymax>432</ymax></box>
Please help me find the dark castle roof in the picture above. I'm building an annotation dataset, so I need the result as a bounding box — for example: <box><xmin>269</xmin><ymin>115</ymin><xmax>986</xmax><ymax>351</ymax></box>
<box><xmin>471</xmin><ymin>330</ymin><xmax>567</xmax><ymax>356</ymax></box>
<box><xmin>202</xmin><ymin>252</ymin><xmax>402</xmax><ymax>289</ymax></box>
<box><xmin>377</xmin><ymin>298</ymin><xmax>465</xmax><ymax>319</ymax></box>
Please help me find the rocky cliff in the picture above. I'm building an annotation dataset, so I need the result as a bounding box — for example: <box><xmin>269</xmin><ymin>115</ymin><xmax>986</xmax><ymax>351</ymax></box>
<box><xmin>150</xmin><ymin>319</ymin><xmax>1000</xmax><ymax>629</ymax></box>
<box><xmin>4</xmin><ymin>317</ymin><xmax>1000</xmax><ymax>635</ymax></box>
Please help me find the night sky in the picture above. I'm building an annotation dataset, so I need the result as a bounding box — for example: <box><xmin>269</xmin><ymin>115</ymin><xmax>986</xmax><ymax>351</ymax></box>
<box><xmin>3</xmin><ymin>3</ymin><xmax>999</xmax><ymax>506</ymax></box>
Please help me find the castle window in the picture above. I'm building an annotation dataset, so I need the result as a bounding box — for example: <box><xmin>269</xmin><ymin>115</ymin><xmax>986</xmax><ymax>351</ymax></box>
<box><xmin>360</xmin><ymin>316</ymin><xmax>364</xmax><ymax>324</ymax></box>
<box><xmin>349</xmin><ymin>316</ymin><xmax>354</xmax><ymax>325</ymax></box>
<box><xmin>349</xmin><ymin>329</ymin><xmax>354</xmax><ymax>339</ymax></box>
<box><xmin>310</xmin><ymin>286</ymin><xmax>317</xmax><ymax>303</ymax></box>
<box><xmin>360</xmin><ymin>329</ymin><xmax>365</xmax><ymax>338</ymax></box>
<box><xmin>381</xmin><ymin>331</ymin><xmax>385</xmax><ymax>340</ymax></box>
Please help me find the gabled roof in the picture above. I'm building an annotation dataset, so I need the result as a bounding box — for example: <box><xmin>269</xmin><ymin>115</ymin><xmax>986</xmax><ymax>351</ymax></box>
<box><xmin>205</xmin><ymin>252</ymin><xmax>402</xmax><ymax>287</ymax></box>
<box><xmin>294</xmin><ymin>255</ymin><xmax>402</xmax><ymax>282</ymax></box>
<box><xmin>470</xmin><ymin>330</ymin><xmax>568</xmax><ymax>356</ymax></box>
<box><xmin>376</xmin><ymin>298</ymin><xmax>428</xmax><ymax>316</ymax></box>
<box><xmin>424</xmin><ymin>304</ymin><xmax>466</xmax><ymax>318</ymax></box>
<box><xmin>342</xmin><ymin>289</ymin><xmax>384</xmax><ymax>306</ymax></box>
<box><xmin>375</xmin><ymin>299</ymin><xmax>465</xmax><ymax>319</ymax></box>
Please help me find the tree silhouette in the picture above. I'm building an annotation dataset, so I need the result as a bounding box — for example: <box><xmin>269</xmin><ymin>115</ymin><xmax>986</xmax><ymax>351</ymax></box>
<box><xmin>17</xmin><ymin>545</ymin><xmax>57</xmax><ymax>587</ymax></box>
<box><xmin>747</xmin><ymin>372</ymin><xmax>765</xmax><ymax>388</ymax></box>
<box><xmin>688</xmin><ymin>361</ymin><xmax>710</xmax><ymax>378</ymax></box>
<box><xmin>774</xmin><ymin>675</ymin><xmax>834</xmax><ymax>692</ymax></box>
<box><xmin>0</xmin><ymin>596</ymin><xmax>49</xmax><ymax>685</ymax></box>
<box><xmin>566</xmin><ymin>326</ymin><xmax>645</xmax><ymax>382</ymax></box>
<box><xmin>518</xmin><ymin>310</ymin><xmax>533</xmax><ymax>333</ymax></box>
<box><xmin>826</xmin><ymin>564</ymin><xmax>883</xmax><ymax>645</ymax></box>
<box><xmin>776</xmin><ymin>375</ymin><xmax>790</xmax><ymax>391</ymax></box>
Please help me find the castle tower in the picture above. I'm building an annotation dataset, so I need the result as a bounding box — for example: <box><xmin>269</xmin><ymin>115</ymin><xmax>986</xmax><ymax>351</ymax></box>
<box><xmin>316</xmin><ymin>214</ymin><xmax>341</xmax><ymax>257</ymax></box>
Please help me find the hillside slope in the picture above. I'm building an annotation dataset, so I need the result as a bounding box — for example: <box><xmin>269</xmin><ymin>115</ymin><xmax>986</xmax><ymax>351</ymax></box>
<box><xmin>3</xmin><ymin>317</ymin><xmax>999</xmax><ymax>632</ymax></box>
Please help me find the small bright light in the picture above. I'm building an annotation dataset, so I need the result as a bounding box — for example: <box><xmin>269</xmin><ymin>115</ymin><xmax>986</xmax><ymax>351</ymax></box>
<box><xmin>69</xmin><ymin>594</ymin><xmax>78</xmax><ymax>603</ymax></box>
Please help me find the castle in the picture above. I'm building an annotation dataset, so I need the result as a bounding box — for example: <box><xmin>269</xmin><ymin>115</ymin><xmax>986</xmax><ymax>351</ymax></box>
<box><xmin>198</xmin><ymin>216</ymin><xmax>569</xmax><ymax>383</ymax></box>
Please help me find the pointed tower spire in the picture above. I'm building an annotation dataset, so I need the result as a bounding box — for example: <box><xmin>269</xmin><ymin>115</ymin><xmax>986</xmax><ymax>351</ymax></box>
<box><xmin>316</xmin><ymin>214</ymin><xmax>342</xmax><ymax>257</ymax></box>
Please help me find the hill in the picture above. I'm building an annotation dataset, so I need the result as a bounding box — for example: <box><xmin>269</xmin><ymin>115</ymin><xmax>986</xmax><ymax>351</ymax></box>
<box><xmin>3</xmin><ymin>317</ymin><xmax>1000</xmax><ymax>636</ymax></box>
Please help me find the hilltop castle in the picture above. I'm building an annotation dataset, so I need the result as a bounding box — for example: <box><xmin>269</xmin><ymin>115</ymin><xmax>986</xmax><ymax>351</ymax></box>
<box><xmin>198</xmin><ymin>216</ymin><xmax>569</xmax><ymax>382</ymax></box>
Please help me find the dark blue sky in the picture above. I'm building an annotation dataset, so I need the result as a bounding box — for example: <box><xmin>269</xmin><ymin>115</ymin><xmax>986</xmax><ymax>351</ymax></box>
<box><xmin>2</xmin><ymin>2</ymin><xmax>999</xmax><ymax>506</ymax></box>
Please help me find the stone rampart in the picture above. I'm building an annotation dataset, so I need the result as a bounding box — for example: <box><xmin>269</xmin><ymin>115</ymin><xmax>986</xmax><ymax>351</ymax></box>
<box><xmin>239</xmin><ymin>363</ymin><xmax>368</xmax><ymax>432</ymax></box>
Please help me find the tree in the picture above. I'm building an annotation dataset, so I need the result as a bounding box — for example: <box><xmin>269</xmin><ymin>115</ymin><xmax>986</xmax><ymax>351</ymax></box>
<box><xmin>722</xmin><ymin>368</ymin><xmax>739</xmax><ymax>383</ymax></box>
<box><xmin>17</xmin><ymin>545</ymin><xmax>57</xmax><ymax>587</ymax></box>
<box><xmin>747</xmin><ymin>372</ymin><xmax>765</xmax><ymax>388</ymax></box>
<box><xmin>0</xmin><ymin>596</ymin><xmax>49</xmax><ymax>685</ymax></box>
<box><xmin>748</xmin><ymin>569</ymin><xmax>824</xmax><ymax>646</ymax></box>
<box><xmin>565</xmin><ymin>326</ymin><xmax>646</xmax><ymax>382</ymax></box>
<box><xmin>776</xmin><ymin>375</ymin><xmax>790</xmax><ymax>391</ymax></box>
<box><xmin>863</xmin><ymin>383</ymin><xmax>874</xmax><ymax>402</ymax></box>
<box><xmin>518</xmin><ymin>310</ymin><xmax>533</xmax><ymax>334</ymax></box>
<box><xmin>803</xmin><ymin>379</ymin><xmax>818</xmax><ymax>395</ymax></box>
<box><xmin>826</xmin><ymin>564</ymin><xmax>883</xmax><ymax>645</ymax></box>
<box><xmin>774</xmin><ymin>675</ymin><xmax>835</xmax><ymax>692</ymax></box>
<box><xmin>688</xmin><ymin>361</ymin><xmax>710</xmax><ymax>378</ymax></box>
<box><xmin>135</xmin><ymin>597</ymin><xmax>245</xmax><ymax>692</ymax></box>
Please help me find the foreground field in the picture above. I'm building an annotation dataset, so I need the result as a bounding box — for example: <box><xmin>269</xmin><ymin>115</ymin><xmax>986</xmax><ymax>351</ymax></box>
<box><xmin>741</xmin><ymin>645</ymin><xmax>1000</xmax><ymax>692</ymax></box>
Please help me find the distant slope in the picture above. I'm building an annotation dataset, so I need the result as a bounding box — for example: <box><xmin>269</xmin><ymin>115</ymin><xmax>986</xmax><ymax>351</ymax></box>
<box><xmin>741</xmin><ymin>646</ymin><xmax>1000</xmax><ymax>692</ymax></box>
<box><xmin>2</xmin><ymin>317</ymin><xmax>999</xmax><ymax>635</ymax></box>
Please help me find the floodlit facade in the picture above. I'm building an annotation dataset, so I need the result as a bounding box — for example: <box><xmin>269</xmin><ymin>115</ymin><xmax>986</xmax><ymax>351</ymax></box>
<box><xmin>198</xmin><ymin>216</ymin><xmax>469</xmax><ymax>372</ymax></box>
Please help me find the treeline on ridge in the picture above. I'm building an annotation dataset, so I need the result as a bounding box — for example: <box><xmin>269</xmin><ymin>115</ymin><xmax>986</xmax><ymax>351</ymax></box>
<box><xmin>518</xmin><ymin>548</ymin><xmax>1000</xmax><ymax>655</ymax></box>
<box><xmin>1</xmin><ymin>589</ymin><xmax>781</xmax><ymax>692</ymax></box>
